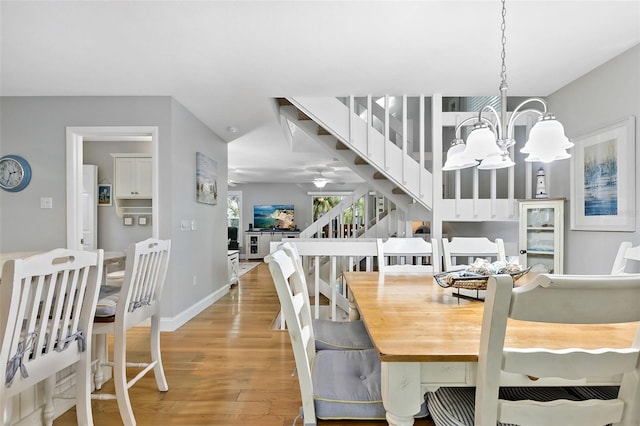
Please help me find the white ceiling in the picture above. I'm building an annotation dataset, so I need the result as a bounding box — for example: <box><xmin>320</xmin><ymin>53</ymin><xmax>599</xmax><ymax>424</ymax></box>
<box><xmin>2</xmin><ymin>1</ymin><xmax>639</xmax><ymax>186</ymax></box>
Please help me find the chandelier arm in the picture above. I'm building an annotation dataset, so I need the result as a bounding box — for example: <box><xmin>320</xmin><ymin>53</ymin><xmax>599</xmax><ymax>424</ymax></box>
<box><xmin>511</xmin><ymin>97</ymin><xmax>548</xmax><ymax>117</ymax></box>
<box><xmin>453</xmin><ymin>115</ymin><xmax>496</xmax><ymax>139</ymax></box>
<box><xmin>505</xmin><ymin>108</ymin><xmax>545</xmax><ymax>140</ymax></box>
<box><xmin>478</xmin><ymin>105</ymin><xmax>503</xmax><ymax>140</ymax></box>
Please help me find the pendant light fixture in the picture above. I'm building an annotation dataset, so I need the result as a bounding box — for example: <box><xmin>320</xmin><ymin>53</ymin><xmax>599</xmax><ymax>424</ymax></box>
<box><xmin>443</xmin><ymin>0</ymin><xmax>573</xmax><ymax>171</ymax></box>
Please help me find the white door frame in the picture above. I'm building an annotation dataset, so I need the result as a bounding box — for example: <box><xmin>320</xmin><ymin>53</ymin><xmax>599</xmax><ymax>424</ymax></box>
<box><xmin>66</xmin><ymin>126</ymin><xmax>159</xmax><ymax>249</ymax></box>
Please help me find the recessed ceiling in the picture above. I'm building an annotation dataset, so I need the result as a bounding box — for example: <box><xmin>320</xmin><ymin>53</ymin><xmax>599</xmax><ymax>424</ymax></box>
<box><xmin>2</xmin><ymin>1</ymin><xmax>638</xmax><ymax>184</ymax></box>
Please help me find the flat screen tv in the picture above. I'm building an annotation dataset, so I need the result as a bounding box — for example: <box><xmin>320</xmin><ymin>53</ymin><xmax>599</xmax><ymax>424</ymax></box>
<box><xmin>253</xmin><ymin>204</ymin><xmax>295</xmax><ymax>230</ymax></box>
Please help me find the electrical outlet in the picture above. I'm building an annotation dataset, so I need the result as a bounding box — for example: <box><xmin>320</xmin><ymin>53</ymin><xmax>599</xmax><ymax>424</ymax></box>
<box><xmin>180</xmin><ymin>220</ymin><xmax>189</xmax><ymax>231</ymax></box>
<box><xmin>40</xmin><ymin>197</ymin><xmax>53</xmax><ymax>209</ymax></box>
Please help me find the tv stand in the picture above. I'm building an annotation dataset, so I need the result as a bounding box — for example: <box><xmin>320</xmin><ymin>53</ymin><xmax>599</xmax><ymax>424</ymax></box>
<box><xmin>245</xmin><ymin>230</ymin><xmax>300</xmax><ymax>260</ymax></box>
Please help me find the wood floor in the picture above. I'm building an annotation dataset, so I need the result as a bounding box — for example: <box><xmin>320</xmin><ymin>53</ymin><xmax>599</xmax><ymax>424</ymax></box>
<box><xmin>56</xmin><ymin>262</ymin><xmax>434</xmax><ymax>426</ymax></box>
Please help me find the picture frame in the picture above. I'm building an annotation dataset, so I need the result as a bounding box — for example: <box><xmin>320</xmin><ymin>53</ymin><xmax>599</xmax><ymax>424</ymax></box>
<box><xmin>570</xmin><ymin>116</ymin><xmax>636</xmax><ymax>231</ymax></box>
<box><xmin>196</xmin><ymin>152</ymin><xmax>218</xmax><ymax>205</ymax></box>
<box><xmin>98</xmin><ymin>184</ymin><xmax>112</xmax><ymax>207</ymax></box>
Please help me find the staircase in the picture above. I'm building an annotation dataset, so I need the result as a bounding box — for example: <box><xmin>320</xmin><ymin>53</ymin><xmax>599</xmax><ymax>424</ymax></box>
<box><xmin>278</xmin><ymin>98</ymin><xmax>431</xmax><ymax>220</ymax></box>
<box><xmin>277</xmin><ymin>96</ymin><xmax>523</xmax><ymax>224</ymax></box>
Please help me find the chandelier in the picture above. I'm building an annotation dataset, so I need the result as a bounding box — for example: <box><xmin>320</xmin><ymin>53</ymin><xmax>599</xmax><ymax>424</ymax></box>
<box><xmin>443</xmin><ymin>0</ymin><xmax>573</xmax><ymax>171</ymax></box>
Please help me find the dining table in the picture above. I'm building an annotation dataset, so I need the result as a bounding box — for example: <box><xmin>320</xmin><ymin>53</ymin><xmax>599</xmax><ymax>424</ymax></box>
<box><xmin>343</xmin><ymin>270</ymin><xmax>640</xmax><ymax>426</ymax></box>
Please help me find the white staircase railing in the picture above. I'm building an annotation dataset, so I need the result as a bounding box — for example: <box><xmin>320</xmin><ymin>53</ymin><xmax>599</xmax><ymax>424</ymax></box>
<box><xmin>300</xmin><ymin>185</ymin><xmax>370</xmax><ymax>239</ymax></box>
<box><xmin>285</xmin><ymin>96</ymin><xmax>524</xmax><ymax>222</ymax></box>
<box><xmin>290</xmin><ymin>96</ymin><xmax>433</xmax><ymax>210</ymax></box>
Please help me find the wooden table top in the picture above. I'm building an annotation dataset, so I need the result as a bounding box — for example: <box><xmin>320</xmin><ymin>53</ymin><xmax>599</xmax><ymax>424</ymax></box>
<box><xmin>344</xmin><ymin>271</ymin><xmax>640</xmax><ymax>363</ymax></box>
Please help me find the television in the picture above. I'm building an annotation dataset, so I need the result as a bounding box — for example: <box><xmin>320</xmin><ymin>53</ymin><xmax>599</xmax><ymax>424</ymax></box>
<box><xmin>253</xmin><ymin>204</ymin><xmax>295</xmax><ymax>230</ymax></box>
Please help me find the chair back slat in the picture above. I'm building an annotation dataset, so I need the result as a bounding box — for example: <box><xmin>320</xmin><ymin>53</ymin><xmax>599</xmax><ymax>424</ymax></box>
<box><xmin>265</xmin><ymin>249</ymin><xmax>316</xmax><ymax>420</ymax></box>
<box><xmin>0</xmin><ymin>249</ymin><xmax>103</xmax><ymax>390</ymax></box>
<box><xmin>118</xmin><ymin>239</ymin><xmax>171</xmax><ymax>319</ymax></box>
<box><xmin>611</xmin><ymin>241</ymin><xmax>640</xmax><ymax>274</ymax></box>
<box><xmin>442</xmin><ymin>237</ymin><xmax>506</xmax><ymax>271</ymax></box>
<box><xmin>377</xmin><ymin>237</ymin><xmax>440</xmax><ymax>273</ymax></box>
<box><xmin>278</xmin><ymin>242</ymin><xmax>316</xmax><ymax>338</ymax></box>
<box><xmin>475</xmin><ymin>273</ymin><xmax>640</xmax><ymax>426</ymax></box>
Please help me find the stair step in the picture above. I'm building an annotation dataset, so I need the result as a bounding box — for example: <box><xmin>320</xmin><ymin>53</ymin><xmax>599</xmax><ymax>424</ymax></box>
<box><xmin>373</xmin><ymin>171</ymin><xmax>386</xmax><ymax>180</ymax></box>
<box><xmin>317</xmin><ymin>127</ymin><xmax>331</xmax><ymax>136</ymax></box>
<box><xmin>336</xmin><ymin>141</ymin><xmax>349</xmax><ymax>150</ymax></box>
<box><xmin>392</xmin><ymin>187</ymin><xmax>406</xmax><ymax>195</ymax></box>
<box><xmin>354</xmin><ymin>156</ymin><xmax>368</xmax><ymax>165</ymax></box>
<box><xmin>297</xmin><ymin>110</ymin><xmax>312</xmax><ymax>121</ymax></box>
<box><xmin>277</xmin><ymin>98</ymin><xmax>293</xmax><ymax>106</ymax></box>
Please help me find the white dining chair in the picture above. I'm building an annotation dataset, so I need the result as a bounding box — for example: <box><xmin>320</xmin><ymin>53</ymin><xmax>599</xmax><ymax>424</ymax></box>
<box><xmin>441</xmin><ymin>237</ymin><xmax>506</xmax><ymax>272</ymax></box>
<box><xmin>92</xmin><ymin>238</ymin><xmax>171</xmax><ymax>426</ymax></box>
<box><xmin>376</xmin><ymin>237</ymin><xmax>440</xmax><ymax>273</ymax></box>
<box><xmin>278</xmin><ymin>242</ymin><xmax>372</xmax><ymax>350</ymax></box>
<box><xmin>266</xmin><ymin>248</ymin><xmax>429</xmax><ymax>425</ymax></box>
<box><xmin>0</xmin><ymin>248</ymin><xmax>103</xmax><ymax>426</ymax></box>
<box><xmin>427</xmin><ymin>273</ymin><xmax>640</xmax><ymax>426</ymax></box>
<box><xmin>611</xmin><ymin>241</ymin><xmax>640</xmax><ymax>275</ymax></box>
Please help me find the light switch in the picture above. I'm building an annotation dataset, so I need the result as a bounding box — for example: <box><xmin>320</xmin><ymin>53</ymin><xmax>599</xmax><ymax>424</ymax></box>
<box><xmin>191</xmin><ymin>220</ymin><xmax>197</xmax><ymax>230</ymax></box>
<box><xmin>40</xmin><ymin>197</ymin><xmax>53</xmax><ymax>209</ymax></box>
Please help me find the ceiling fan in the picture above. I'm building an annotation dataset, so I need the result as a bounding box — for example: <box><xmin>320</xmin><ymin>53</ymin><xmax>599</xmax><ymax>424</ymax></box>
<box><xmin>310</xmin><ymin>167</ymin><xmax>345</xmax><ymax>188</ymax></box>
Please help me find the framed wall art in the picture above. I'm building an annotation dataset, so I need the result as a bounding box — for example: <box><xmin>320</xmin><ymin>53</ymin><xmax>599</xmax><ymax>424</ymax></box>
<box><xmin>196</xmin><ymin>152</ymin><xmax>218</xmax><ymax>205</ymax></box>
<box><xmin>98</xmin><ymin>184</ymin><xmax>112</xmax><ymax>207</ymax></box>
<box><xmin>570</xmin><ymin>116</ymin><xmax>636</xmax><ymax>231</ymax></box>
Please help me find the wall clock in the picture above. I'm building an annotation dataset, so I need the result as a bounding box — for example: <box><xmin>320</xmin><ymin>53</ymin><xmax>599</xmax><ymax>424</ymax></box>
<box><xmin>0</xmin><ymin>154</ymin><xmax>32</xmax><ymax>192</ymax></box>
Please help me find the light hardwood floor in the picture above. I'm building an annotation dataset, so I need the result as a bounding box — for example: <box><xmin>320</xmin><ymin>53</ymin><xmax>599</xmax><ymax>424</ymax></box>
<box><xmin>57</xmin><ymin>262</ymin><xmax>434</xmax><ymax>426</ymax></box>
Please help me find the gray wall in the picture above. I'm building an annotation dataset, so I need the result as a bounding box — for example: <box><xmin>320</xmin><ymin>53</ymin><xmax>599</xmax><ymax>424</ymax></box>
<box><xmin>168</xmin><ymin>99</ymin><xmax>229</xmax><ymax>318</ymax></box>
<box><xmin>547</xmin><ymin>44</ymin><xmax>640</xmax><ymax>274</ymax></box>
<box><xmin>0</xmin><ymin>96</ymin><xmax>228</xmax><ymax>328</ymax></box>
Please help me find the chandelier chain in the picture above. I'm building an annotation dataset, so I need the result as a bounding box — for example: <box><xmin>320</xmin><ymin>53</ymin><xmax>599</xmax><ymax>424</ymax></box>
<box><xmin>500</xmin><ymin>0</ymin><xmax>507</xmax><ymax>89</ymax></box>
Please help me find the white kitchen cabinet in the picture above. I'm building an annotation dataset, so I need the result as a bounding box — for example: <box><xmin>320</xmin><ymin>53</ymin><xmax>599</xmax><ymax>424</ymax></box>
<box><xmin>518</xmin><ymin>198</ymin><xmax>565</xmax><ymax>274</ymax></box>
<box><xmin>114</xmin><ymin>156</ymin><xmax>152</xmax><ymax>198</ymax></box>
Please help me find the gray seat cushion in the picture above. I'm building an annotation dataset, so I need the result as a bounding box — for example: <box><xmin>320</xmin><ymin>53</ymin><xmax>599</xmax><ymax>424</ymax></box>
<box><xmin>427</xmin><ymin>386</ymin><xmax>582</xmax><ymax>426</ymax></box>
<box><xmin>312</xmin><ymin>319</ymin><xmax>373</xmax><ymax>350</ymax></box>
<box><xmin>312</xmin><ymin>348</ymin><xmax>428</xmax><ymax>420</ymax></box>
<box><xmin>95</xmin><ymin>285</ymin><xmax>120</xmax><ymax>318</ymax></box>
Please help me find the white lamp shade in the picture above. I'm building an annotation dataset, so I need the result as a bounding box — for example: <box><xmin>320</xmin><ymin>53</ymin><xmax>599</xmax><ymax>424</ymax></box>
<box><xmin>443</xmin><ymin>143</ymin><xmax>479</xmax><ymax>170</ymax></box>
<box><xmin>477</xmin><ymin>153</ymin><xmax>515</xmax><ymax>170</ymax></box>
<box><xmin>461</xmin><ymin>126</ymin><xmax>502</xmax><ymax>161</ymax></box>
<box><xmin>521</xmin><ymin>118</ymin><xmax>572</xmax><ymax>162</ymax></box>
<box><xmin>313</xmin><ymin>178</ymin><xmax>329</xmax><ymax>188</ymax></box>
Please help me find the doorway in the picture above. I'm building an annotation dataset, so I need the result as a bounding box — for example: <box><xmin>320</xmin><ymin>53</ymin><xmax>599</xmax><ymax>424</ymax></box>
<box><xmin>66</xmin><ymin>126</ymin><xmax>159</xmax><ymax>250</ymax></box>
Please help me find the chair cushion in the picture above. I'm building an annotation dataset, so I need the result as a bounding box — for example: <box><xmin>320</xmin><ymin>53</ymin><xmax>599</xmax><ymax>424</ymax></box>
<box><xmin>312</xmin><ymin>348</ymin><xmax>384</xmax><ymax>420</ymax></box>
<box><xmin>427</xmin><ymin>386</ymin><xmax>581</xmax><ymax>426</ymax></box>
<box><xmin>95</xmin><ymin>285</ymin><xmax>120</xmax><ymax>318</ymax></box>
<box><xmin>311</xmin><ymin>348</ymin><xmax>428</xmax><ymax>420</ymax></box>
<box><xmin>312</xmin><ymin>319</ymin><xmax>373</xmax><ymax>350</ymax></box>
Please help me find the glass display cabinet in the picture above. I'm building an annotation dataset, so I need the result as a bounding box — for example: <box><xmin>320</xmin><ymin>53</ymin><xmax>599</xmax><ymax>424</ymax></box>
<box><xmin>518</xmin><ymin>198</ymin><xmax>565</xmax><ymax>274</ymax></box>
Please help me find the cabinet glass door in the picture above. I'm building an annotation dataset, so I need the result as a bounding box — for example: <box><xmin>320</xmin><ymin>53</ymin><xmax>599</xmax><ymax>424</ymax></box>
<box><xmin>525</xmin><ymin>207</ymin><xmax>555</xmax><ymax>271</ymax></box>
<box><xmin>519</xmin><ymin>199</ymin><xmax>564</xmax><ymax>274</ymax></box>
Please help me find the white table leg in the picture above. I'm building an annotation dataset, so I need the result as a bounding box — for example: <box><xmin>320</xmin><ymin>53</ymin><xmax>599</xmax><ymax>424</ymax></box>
<box><xmin>381</xmin><ymin>362</ymin><xmax>423</xmax><ymax>426</ymax></box>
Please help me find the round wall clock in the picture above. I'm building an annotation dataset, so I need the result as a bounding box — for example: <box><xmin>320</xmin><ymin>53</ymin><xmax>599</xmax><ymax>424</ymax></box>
<box><xmin>0</xmin><ymin>154</ymin><xmax>32</xmax><ymax>192</ymax></box>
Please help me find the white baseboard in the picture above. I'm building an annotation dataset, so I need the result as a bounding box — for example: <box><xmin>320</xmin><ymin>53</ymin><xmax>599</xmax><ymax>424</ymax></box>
<box><xmin>159</xmin><ymin>285</ymin><xmax>230</xmax><ymax>331</ymax></box>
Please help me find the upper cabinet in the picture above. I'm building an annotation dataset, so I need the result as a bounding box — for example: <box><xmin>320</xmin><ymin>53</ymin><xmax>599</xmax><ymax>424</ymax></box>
<box><xmin>114</xmin><ymin>156</ymin><xmax>152</xmax><ymax>199</ymax></box>
<box><xmin>518</xmin><ymin>198</ymin><xmax>565</xmax><ymax>274</ymax></box>
<box><xmin>112</xmin><ymin>153</ymin><xmax>152</xmax><ymax>217</ymax></box>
